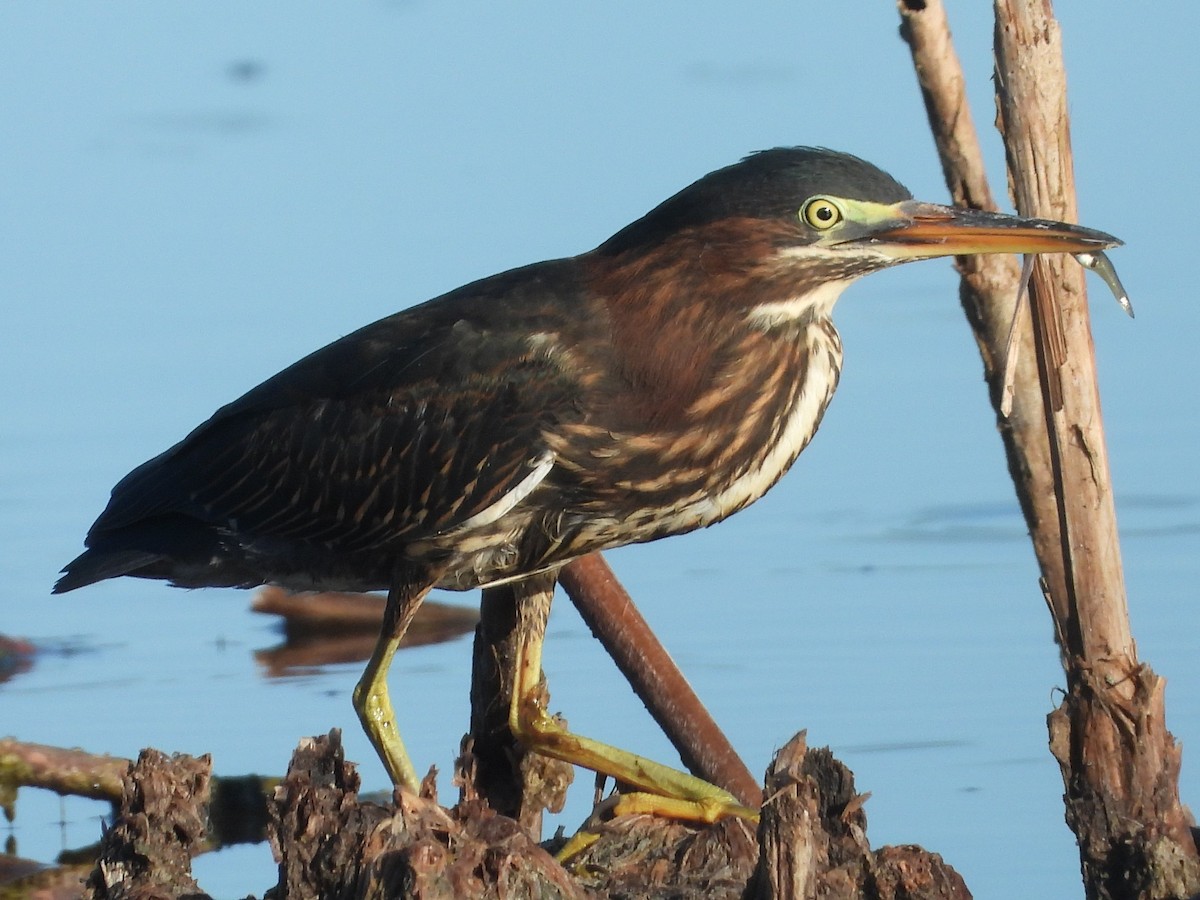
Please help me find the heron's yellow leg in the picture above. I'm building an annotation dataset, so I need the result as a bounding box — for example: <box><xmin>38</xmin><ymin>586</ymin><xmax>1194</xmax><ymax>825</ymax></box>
<box><xmin>353</xmin><ymin>579</ymin><xmax>431</xmax><ymax>792</ymax></box>
<box><xmin>508</xmin><ymin>576</ymin><xmax>758</xmax><ymax>825</ymax></box>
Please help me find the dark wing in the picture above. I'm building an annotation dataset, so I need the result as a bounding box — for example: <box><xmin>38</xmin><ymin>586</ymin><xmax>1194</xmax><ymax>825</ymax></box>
<box><xmin>55</xmin><ymin>259</ymin><xmax>591</xmax><ymax>592</ymax></box>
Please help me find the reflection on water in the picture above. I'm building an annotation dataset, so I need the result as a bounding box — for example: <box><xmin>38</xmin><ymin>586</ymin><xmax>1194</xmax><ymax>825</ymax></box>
<box><xmin>0</xmin><ymin>635</ymin><xmax>35</xmax><ymax>685</ymax></box>
<box><xmin>252</xmin><ymin>589</ymin><xmax>479</xmax><ymax>677</ymax></box>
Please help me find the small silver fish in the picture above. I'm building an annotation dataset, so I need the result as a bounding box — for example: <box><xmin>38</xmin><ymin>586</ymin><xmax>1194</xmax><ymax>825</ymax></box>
<box><xmin>1075</xmin><ymin>250</ymin><xmax>1134</xmax><ymax>318</ymax></box>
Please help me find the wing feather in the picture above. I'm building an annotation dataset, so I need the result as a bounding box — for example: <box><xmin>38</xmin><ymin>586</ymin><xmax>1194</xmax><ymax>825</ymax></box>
<box><xmin>65</xmin><ymin>259</ymin><xmax>592</xmax><ymax>588</ymax></box>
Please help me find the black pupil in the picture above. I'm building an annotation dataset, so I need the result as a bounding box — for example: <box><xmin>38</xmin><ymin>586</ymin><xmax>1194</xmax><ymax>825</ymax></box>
<box><xmin>815</xmin><ymin>204</ymin><xmax>833</xmax><ymax>222</ymax></box>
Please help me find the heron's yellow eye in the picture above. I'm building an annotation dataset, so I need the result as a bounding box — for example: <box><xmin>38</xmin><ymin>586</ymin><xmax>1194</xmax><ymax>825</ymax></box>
<box><xmin>801</xmin><ymin>197</ymin><xmax>843</xmax><ymax>230</ymax></box>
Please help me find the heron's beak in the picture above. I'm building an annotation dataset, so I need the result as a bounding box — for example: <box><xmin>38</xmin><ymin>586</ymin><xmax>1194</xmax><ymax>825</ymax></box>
<box><xmin>867</xmin><ymin>200</ymin><xmax>1121</xmax><ymax>259</ymax></box>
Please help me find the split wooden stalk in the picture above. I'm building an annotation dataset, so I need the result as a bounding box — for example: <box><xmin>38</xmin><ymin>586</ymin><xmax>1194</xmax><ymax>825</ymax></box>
<box><xmin>993</xmin><ymin>0</ymin><xmax>1133</xmax><ymax>675</ymax></box>
<box><xmin>994</xmin><ymin>6</ymin><xmax>1198</xmax><ymax>895</ymax></box>
<box><xmin>899</xmin><ymin>1</ymin><xmax>1199</xmax><ymax>896</ymax></box>
<box><xmin>897</xmin><ymin>0</ymin><xmax>1066</xmax><ymax>592</ymax></box>
<box><xmin>467</xmin><ymin>581</ymin><xmax>573</xmax><ymax>838</ymax></box>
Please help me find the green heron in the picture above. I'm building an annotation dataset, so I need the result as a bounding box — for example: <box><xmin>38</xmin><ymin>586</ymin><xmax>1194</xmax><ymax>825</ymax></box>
<box><xmin>55</xmin><ymin>147</ymin><xmax>1119</xmax><ymax>822</ymax></box>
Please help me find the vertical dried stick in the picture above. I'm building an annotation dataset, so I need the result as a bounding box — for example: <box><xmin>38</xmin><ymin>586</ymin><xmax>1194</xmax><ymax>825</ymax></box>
<box><xmin>897</xmin><ymin>0</ymin><xmax>1068</xmax><ymax>611</ymax></box>
<box><xmin>993</xmin><ymin>1</ymin><xmax>1132</xmax><ymax>673</ymax></box>
<box><xmin>467</xmin><ymin>582</ymin><xmax>573</xmax><ymax>838</ymax></box>
<box><xmin>900</xmin><ymin>1</ymin><xmax>1199</xmax><ymax>895</ymax></box>
<box><xmin>993</xmin><ymin>4</ymin><xmax>1199</xmax><ymax>896</ymax></box>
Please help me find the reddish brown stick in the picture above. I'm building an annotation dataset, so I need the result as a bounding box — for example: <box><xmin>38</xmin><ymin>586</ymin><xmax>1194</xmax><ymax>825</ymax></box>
<box><xmin>560</xmin><ymin>553</ymin><xmax>762</xmax><ymax>808</ymax></box>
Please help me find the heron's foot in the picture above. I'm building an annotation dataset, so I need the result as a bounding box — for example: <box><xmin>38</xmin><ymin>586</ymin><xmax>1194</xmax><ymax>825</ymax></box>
<box><xmin>608</xmin><ymin>789</ymin><xmax>757</xmax><ymax>822</ymax></box>
<box><xmin>508</xmin><ymin>576</ymin><xmax>757</xmax><ymax>856</ymax></box>
<box><xmin>513</xmin><ymin>695</ymin><xmax>758</xmax><ymax>848</ymax></box>
<box><xmin>554</xmin><ymin>781</ymin><xmax>758</xmax><ymax>863</ymax></box>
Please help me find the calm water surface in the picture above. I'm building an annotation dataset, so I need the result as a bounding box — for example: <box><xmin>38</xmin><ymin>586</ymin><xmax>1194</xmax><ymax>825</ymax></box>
<box><xmin>3</xmin><ymin>5</ymin><xmax>1198</xmax><ymax>897</ymax></box>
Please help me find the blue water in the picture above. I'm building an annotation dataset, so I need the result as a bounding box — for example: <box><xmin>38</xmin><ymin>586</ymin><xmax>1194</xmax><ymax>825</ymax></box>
<box><xmin>3</xmin><ymin>5</ymin><xmax>1198</xmax><ymax>897</ymax></box>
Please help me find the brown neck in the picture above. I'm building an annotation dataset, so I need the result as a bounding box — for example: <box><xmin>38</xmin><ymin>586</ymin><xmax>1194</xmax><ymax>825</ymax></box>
<box><xmin>584</xmin><ymin>219</ymin><xmax>802</xmax><ymax>429</ymax></box>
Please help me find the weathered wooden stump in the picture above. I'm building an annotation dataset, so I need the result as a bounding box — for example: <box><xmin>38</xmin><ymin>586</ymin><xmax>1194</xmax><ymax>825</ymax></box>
<box><xmin>87</xmin><ymin>748</ymin><xmax>212</xmax><ymax>900</ymax></box>
<box><xmin>78</xmin><ymin>731</ymin><xmax>972</xmax><ymax>899</ymax></box>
